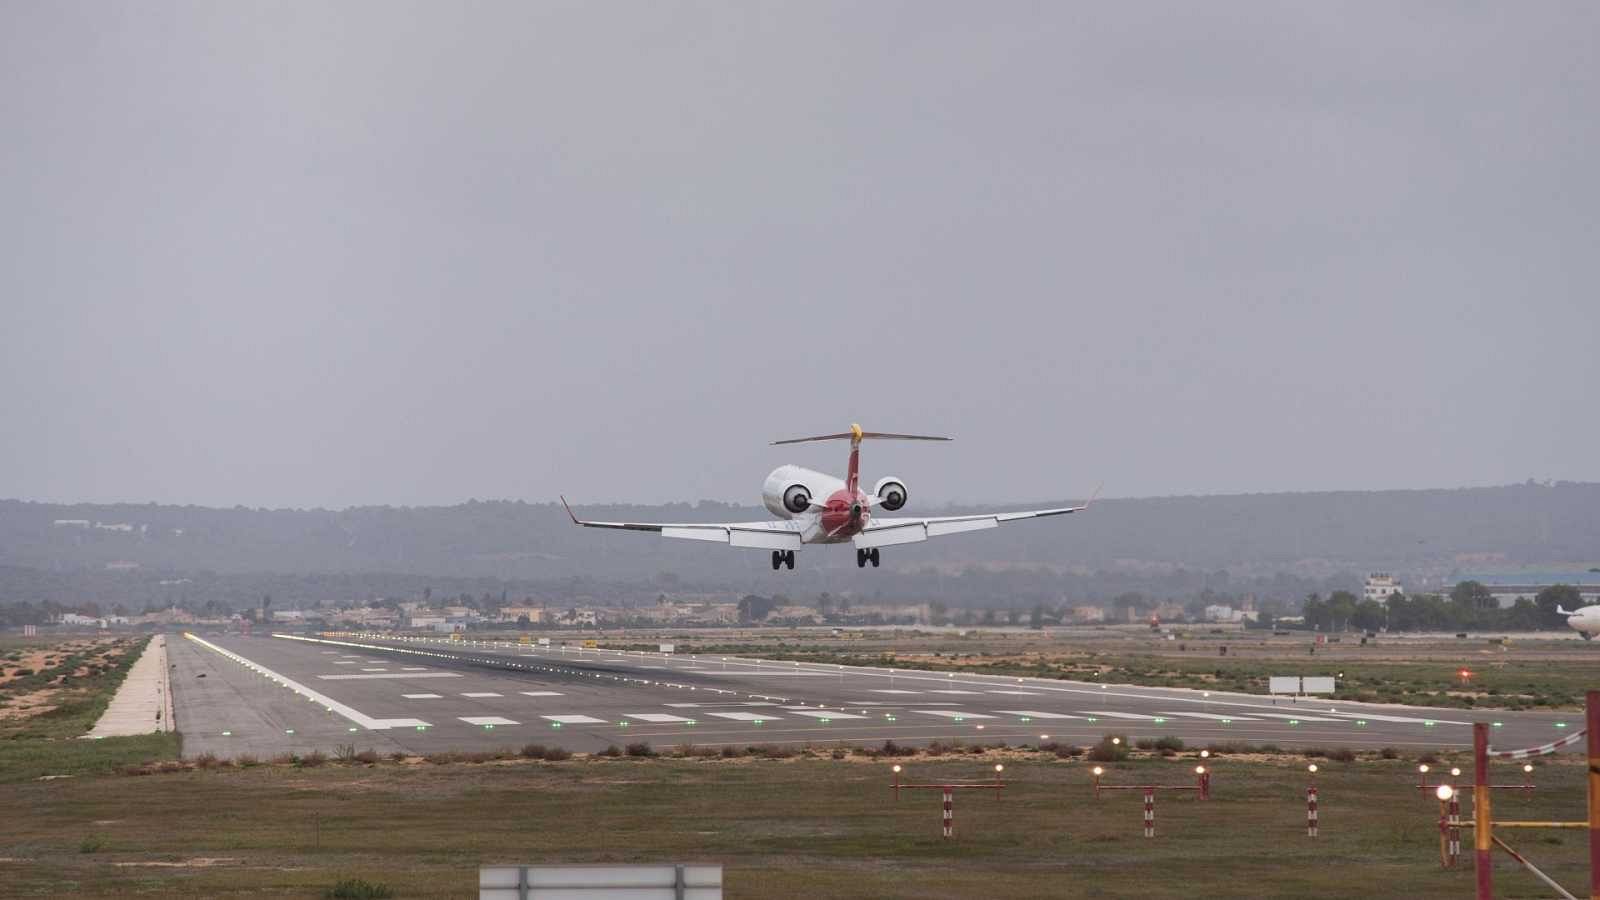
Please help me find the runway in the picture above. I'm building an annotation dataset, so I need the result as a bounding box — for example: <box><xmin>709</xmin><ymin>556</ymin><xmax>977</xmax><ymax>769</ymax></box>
<box><xmin>169</xmin><ymin>631</ymin><xmax>1581</xmax><ymax>759</ymax></box>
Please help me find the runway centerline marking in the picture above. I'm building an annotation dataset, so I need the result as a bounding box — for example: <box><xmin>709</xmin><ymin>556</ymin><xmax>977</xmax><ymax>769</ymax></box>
<box><xmin>318</xmin><ymin>673</ymin><xmax>464</xmax><ymax>680</ymax></box>
<box><xmin>519</xmin><ymin>691</ymin><xmax>564</xmax><ymax>697</ymax></box>
<box><xmin>461</xmin><ymin>692</ymin><xmax>503</xmax><ymax>698</ymax></box>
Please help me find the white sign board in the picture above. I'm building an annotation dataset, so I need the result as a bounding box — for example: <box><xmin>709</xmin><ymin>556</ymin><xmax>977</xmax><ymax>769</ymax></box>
<box><xmin>537</xmin><ymin>637</ymin><xmax>550</xmax><ymax>647</ymax></box>
<box><xmin>481</xmin><ymin>864</ymin><xmax>722</xmax><ymax>900</ymax></box>
<box><xmin>1268</xmin><ymin>676</ymin><xmax>1301</xmax><ymax>695</ymax></box>
<box><xmin>659</xmin><ymin>643</ymin><xmax>675</xmax><ymax>654</ymax></box>
<box><xmin>1301</xmin><ymin>676</ymin><xmax>1336</xmax><ymax>694</ymax></box>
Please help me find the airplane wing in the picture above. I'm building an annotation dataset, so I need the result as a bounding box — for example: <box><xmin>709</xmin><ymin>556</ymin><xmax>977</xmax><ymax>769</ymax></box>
<box><xmin>854</xmin><ymin>499</ymin><xmax>1093</xmax><ymax>549</ymax></box>
<box><xmin>560</xmin><ymin>497</ymin><xmax>803</xmax><ymax>550</ymax></box>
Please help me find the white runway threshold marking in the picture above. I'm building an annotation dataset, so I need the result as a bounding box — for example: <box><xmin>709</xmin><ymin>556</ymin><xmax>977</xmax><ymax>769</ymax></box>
<box><xmin>870</xmin><ymin>689</ymin><xmax>922</xmax><ymax>695</ymax></box>
<box><xmin>707</xmin><ymin>712</ymin><xmax>777</xmax><ymax>722</ymax></box>
<box><xmin>993</xmin><ymin>710</ymin><xmax>1083</xmax><ymax>719</ymax></box>
<box><xmin>519</xmin><ymin>691</ymin><xmax>564</xmax><ymax>697</ymax></box>
<box><xmin>1156</xmin><ymin>711</ymin><xmax>1258</xmax><ymax>722</ymax></box>
<box><xmin>461</xmin><ymin>692</ymin><xmax>503</xmax><ymax>698</ymax></box>
<box><xmin>915</xmin><ymin>710</ymin><xmax>995</xmax><ymax>719</ymax></box>
<box><xmin>929</xmin><ymin>690</ymin><xmax>981</xmax><ymax>695</ymax></box>
<box><xmin>460</xmin><ymin>716</ymin><xmax>518</xmax><ymax>726</ymax></box>
<box><xmin>403</xmin><ymin>693</ymin><xmax>442</xmax><ymax>699</ymax></box>
<box><xmin>987</xmin><ymin>690</ymin><xmax>1041</xmax><ymax>696</ymax></box>
<box><xmin>625</xmin><ymin>713</ymin><xmax>693</xmax><ymax>723</ymax></box>
<box><xmin>786</xmin><ymin>710</ymin><xmax>867</xmax><ymax>720</ymax></box>
<box><xmin>181</xmin><ymin>634</ymin><xmax>429</xmax><ymax>730</ymax></box>
<box><xmin>1081</xmin><ymin>711</ymin><xmax>1158</xmax><ymax>720</ymax></box>
<box><xmin>543</xmin><ymin>715</ymin><xmax>608</xmax><ymax>725</ymax></box>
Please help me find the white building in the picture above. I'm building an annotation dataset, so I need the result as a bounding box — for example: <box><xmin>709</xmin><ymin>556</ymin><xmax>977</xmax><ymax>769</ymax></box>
<box><xmin>1204</xmin><ymin>604</ymin><xmax>1247</xmax><ymax>623</ymax></box>
<box><xmin>1364</xmin><ymin>573</ymin><xmax>1403</xmax><ymax>604</ymax></box>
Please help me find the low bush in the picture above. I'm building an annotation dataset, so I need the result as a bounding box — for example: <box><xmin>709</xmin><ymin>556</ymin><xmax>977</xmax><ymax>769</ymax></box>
<box><xmin>193</xmin><ymin>752</ymin><xmax>220</xmax><ymax>769</ymax></box>
<box><xmin>521</xmin><ymin>743</ymin><xmax>548</xmax><ymax>759</ymax></box>
<box><xmin>1380</xmin><ymin>747</ymin><xmax>1400</xmax><ymax>760</ymax></box>
<box><xmin>543</xmin><ymin>746</ymin><xmax>572</xmax><ymax>761</ymax></box>
<box><xmin>721</xmin><ymin>745</ymin><xmax>744</xmax><ymax>758</ymax></box>
<box><xmin>1153</xmin><ymin>736</ymin><xmax>1185</xmax><ymax>752</ymax></box>
<box><xmin>598</xmin><ymin>745</ymin><xmax>622</xmax><ymax>758</ymax></box>
<box><xmin>300</xmin><ymin>750</ymin><xmax>328</xmax><ymax>768</ymax></box>
<box><xmin>1328</xmin><ymin>748</ymin><xmax>1357</xmax><ymax>763</ymax></box>
<box><xmin>624</xmin><ymin>742</ymin><xmax>655</xmax><ymax>758</ymax></box>
<box><xmin>325</xmin><ymin>878</ymin><xmax>394</xmax><ymax>899</ymax></box>
<box><xmin>234</xmin><ymin>754</ymin><xmax>260</xmax><ymax>768</ymax></box>
<box><xmin>353</xmin><ymin>749</ymin><xmax>380</xmax><ymax>765</ymax></box>
<box><xmin>1087</xmin><ymin>735</ymin><xmax>1130</xmax><ymax>763</ymax></box>
<box><xmin>79</xmin><ymin>835</ymin><xmax>104</xmax><ymax>854</ymax></box>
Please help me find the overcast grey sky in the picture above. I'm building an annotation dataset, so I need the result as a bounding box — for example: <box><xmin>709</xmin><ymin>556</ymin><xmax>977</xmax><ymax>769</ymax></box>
<box><xmin>3</xmin><ymin>2</ymin><xmax>1596</xmax><ymax>509</ymax></box>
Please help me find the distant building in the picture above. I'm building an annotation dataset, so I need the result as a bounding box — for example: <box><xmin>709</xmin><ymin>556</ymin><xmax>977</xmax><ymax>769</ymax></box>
<box><xmin>407</xmin><ymin>613</ymin><xmax>447</xmax><ymax>629</ymax></box>
<box><xmin>1070</xmin><ymin>606</ymin><xmax>1105</xmax><ymax>623</ymax></box>
<box><xmin>1461</xmin><ymin>574</ymin><xmax>1600</xmax><ymax>610</ymax></box>
<box><xmin>1204</xmin><ymin>604</ymin><xmax>1246</xmax><ymax>623</ymax></box>
<box><xmin>271</xmin><ymin>610</ymin><xmax>305</xmax><ymax>622</ymax></box>
<box><xmin>500</xmin><ymin>606</ymin><xmax>545</xmax><ymax>624</ymax></box>
<box><xmin>1364</xmin><ymin>574</ymin><xmax>1403</xmax><ymax>604</ymax></box>
<box><xmin>60</xmin><ymin>613</ymin><xmax>100</xmax><ymax>626</ymax></box>
<box><xmin>52</xmin><ymin>519</ymin><xmax>90</xmax><ymax>528</ymax></box>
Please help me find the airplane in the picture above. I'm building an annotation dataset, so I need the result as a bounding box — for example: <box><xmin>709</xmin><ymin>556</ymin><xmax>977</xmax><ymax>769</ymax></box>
<box><xmin>1556</xmin><ymin>603</ymin><xmax>1600</xmax><ymax>640</ymax></box>
<box><xmin>561</xmin><ymin>424</ymin><xmax>1094</xmax><ymax>570</ymax></box>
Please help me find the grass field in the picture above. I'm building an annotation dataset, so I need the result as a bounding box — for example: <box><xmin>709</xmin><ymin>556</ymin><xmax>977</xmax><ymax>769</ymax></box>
<box><xmin>4</xmin><ymin>746</ymin><xmax>1592</xmax><ymax>898</ymax></box>
<box><xmin>610</xmin><ymin>625</ymin><xmax>1600</xmax><ymax>710</ymax></box>
<box><xmin>1</xmin><ymin>634</ymin><xmax>182</xmax><ymax>784</ymax></box>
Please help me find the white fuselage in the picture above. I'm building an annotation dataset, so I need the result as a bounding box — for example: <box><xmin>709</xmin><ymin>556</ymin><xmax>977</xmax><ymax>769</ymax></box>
<box><xmin>1566</xmin><ymin>604</ymin><xmax>1600</xmax><ymax>636</ymax></box>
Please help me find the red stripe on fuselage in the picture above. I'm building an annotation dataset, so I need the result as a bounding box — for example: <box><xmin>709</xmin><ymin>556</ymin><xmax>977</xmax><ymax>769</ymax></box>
<box><xmin>819</xmin><ymin>488</ymin><xmax>869</xmax><ymax>538</ymax></box>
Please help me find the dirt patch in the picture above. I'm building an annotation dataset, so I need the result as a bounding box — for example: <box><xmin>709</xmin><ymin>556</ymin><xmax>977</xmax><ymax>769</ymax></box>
<box><xmin>0</xmin><ymin>688</ymin><xmax>61</xmax><ymax>721</ymax></box>
<box><xmin>113</xmin><ymin>857</ymin><xmax>240</xmax><ymax>868</ymax></box>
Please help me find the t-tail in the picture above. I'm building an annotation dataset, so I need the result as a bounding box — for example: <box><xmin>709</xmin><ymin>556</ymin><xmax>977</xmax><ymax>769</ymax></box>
<box><xmin>771</xmin><ymin>424</ymin><xmax>951</xmax><ymax>494</ymax></box>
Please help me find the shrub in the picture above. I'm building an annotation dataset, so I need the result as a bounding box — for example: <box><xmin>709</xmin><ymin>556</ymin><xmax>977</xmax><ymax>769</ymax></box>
<box><xmin>234</xmin><ymin>754</ymin><xmax>260</xmax><ymax>768</ymax></box>
<box><xmin>1418</xmin><ymin>752</ymin><xmax>1440</xmax><ymax>765</ymax></box>
<box><xmin>79</xmin><ymin>835</ymin><xmax>105</xmax><ymax>854</ymax></box>
<box><xmin>354</xmin><ymin>749</ymin><xmax>380</xmax><ymax>765</ymax></box>
<box><xmin>194</xmin><ymin>752</ymin><xmax>220</xmax><ymax>769</ymax></box>
<box><xmin>721</xmin><ymin>745</ymin><xmax>744</xmax><ymax>758</ymax></box>
<box><xmin>1134</xmin><ymin>738</ymin><xmax>1156</xmax><ymax>750</ymax></box>
<box><xmin>333</xmin><ymin>744</ymin><xmax>358</xmax><ymax>763</ymax></box>
<box><xmin>881</xmin><ymin>740</ymin><xmax>917</xmax><ymax>757</ymax></box>
<box><xmin>388</xmin><ymin>751</ymin><xmax>407</xmax><ymax>763</ymax></box>
<box><xmin>424</xmin><ymin>752</ymin><xmax>459</xmax><ymax>765</ymax></box>
<box><xmin>598</xmin><ymin>745</ymin><xmax>622</xmax><ymax>758</ymax></box>
<box><xmin>270</xmin><ymin>753</ymin><xmax>296</xmax><ymax>766</ymax></box>
<box><xmin>831</xmin><ymin>749</ymin><xmax>846</xmax><ymax>760</ymax></box>
<box><xmin>1087</xmin><ymin>735</ymin><xmax>1130</xmax><ymax>763</ymax></box>
<box><xmin>542</xmin><ymin>746</ymin><xmax>572</xmax><ymax>761</ymax></box>
<box><xmin>1303</xmin><ymin>748</ymin><xmax>1328</xmax><ymax>759</ymax></box>
<box><xmin>300</xmin><ymin>750</ymin><xmax>328</xmax><ymax>768</ymax></box>
<box><xmin>756</xmin><ymin>744</ymin><xmax>793</xmax><ymax>759</ymax></box>
<box><xmin>1153</xmin><ymin>736</ymin><xmax>1185</xmax><ymax>752</ymax></box>
<box><xmin>624</xmin><ymin>742</ymin><xmax>655</xmax><ymax>758</ymax></box>
<box><xmin>1380</xmin><ymin>747</ymin><xmax>1399</xmax><ymax>760</ymax></box>
<box><xmin>1328</xmin><ymin>748</ymin><xmax>1356</xmax><ymax>763</ymax></box>
<box><xmin>1056</xmin><ymin>744</ymin><xmax>1084</xmax><ymax>759</ymax></box>
<box><xmin>325</xmin><ymin>878</ymin><xmax>395</xmax><ymax>899</ymax></box>
<box><xmin>521</xmin><ymin>743</ymin><xmax>548</xmax><ymax>759</ymax></box>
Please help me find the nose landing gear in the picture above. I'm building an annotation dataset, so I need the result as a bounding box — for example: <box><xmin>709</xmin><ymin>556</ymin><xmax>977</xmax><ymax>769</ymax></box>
<box><xmin>770</xmin><ymin>549</ymin><xmax>796</xmax><ymax>570</ymax></box>
<box><xmin>856</xmin><ymin>547</ymin><xmax>880</xmax><ymax>568</ymax></box>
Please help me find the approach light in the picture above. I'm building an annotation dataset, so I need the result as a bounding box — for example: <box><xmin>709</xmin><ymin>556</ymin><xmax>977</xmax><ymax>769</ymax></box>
<box><xmin>892</xmin><ymin>764</ymin><xmax>902</xmax><ymax>773</ymax></box>
<box><xmin>1418</xmin><ymin>764</ymin><xmax>1429</xmax><ymax>774</ymax></box>
<box><xmin>1196</xmin><ymin>766</ymin><xmax>1206</xmax><ymax>775</ymax></box>
<box><xmin>1200</xmin><ymin>750</ymin><xmax>1210</xmax><ymax>759</ymax></box>
<box><xmin>995</xmin><ymin>764</ymin><xmax>1004</xmax><ymax>773</ymax></box>
<box><xmin>1307</xmin><ymin>764</ymin><xmax>1318</xmax><ymax>774</ymax></box>
<box><xmin>1092</xmin><ymin>766</ymin><xmax>1104</xmax><ymax>776</ymax></box>
<box><xmin>1450</xmin><ymin>767</ymin><xmax>1461</xmax><ymax>778</ymax></box>
<box><xmin>1523</xmin><ymin>764</ymin><xmax>1534</xmax><ymax>774</ymax></box>
<box><xmin>1111</xmin><ymin>737</ymin><xmax>1121</xmax><ymax>746</ymax></box>
<box><xmin>1436</xmin><ymin>784</ymin><xmax>1454</xmax><ymax>801</ymax></box>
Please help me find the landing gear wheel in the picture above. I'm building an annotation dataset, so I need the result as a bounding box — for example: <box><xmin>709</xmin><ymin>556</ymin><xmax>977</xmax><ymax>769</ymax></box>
<box><xmin>856</xmin><ymin>548</ymin><xmax>868</xmax><ymax>568</ymax></box>
<box><xmin>771</xmin><ymin>550</ymin><xmax>782</xmax><ymax>571</ymax></box>
<box><xmin>784</xmin><ymin>550</ymin><xmax>795</xmax><ymax>570</ymax></box>
<box><xmin>869</xmin><ymin>547</ymin><xmax>880</xmax><ymax>568</ymax></box>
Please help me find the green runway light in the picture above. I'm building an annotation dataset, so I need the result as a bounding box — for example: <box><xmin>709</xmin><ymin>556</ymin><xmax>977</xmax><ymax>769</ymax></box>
<box><xmin>1493</xmin><ymin>721</ymin><xmax>1504</xmax><ymax>728</ymax></box>
<box><xmin>1221</xmin><ymin>718</ymin><xmax>1232</xmax><ymax>724</ymax></box>
<box><xmin>1087</xmin><ymin>717</ymin><xmax>1098</xmax><ymax>722</ymax></box>
<box><xmin>348</xmin><ymin>727</ymin><xmax>358</xmax><ymax>732</ymax></box>
<box><xmin>221</xmin><ymin>731</ymin><xmax>232</xmax><ymax>736</ymax></box>
<box><xmin>416</xmin><ymin>725</ymin><xmax>426</xmax><ymax>731</ymax></box>
<box><xmin>1357</xmin><ymin>720</ymin><xmax>1368</xmax><ymax>726</ymax></box>
<box><xmin>1154</xmin><ymin>717</ymin><xmax>1166</xmax><ymax>724</ymax></box>
<box><xmin>552</xmin><ymin>722</ymin><xmax>562</xmax><ymax>728</ymax></box>
<box><xmin>285</xmin><ymin>729</ymin><xmax>295</xmax><ymax>734</ymax></box>
<box><xmin>1424</xmin><ymin>721</ymin><xmax>1435</xmax><ymax>727</ymax></box>
<box><xmin>1556</xmin><ymin>722</ymin><xmax>1567</xmax><ymax>729</ymax></box>
<box><xmin>1020</xmin><ymin>717</ymin><xmax>1031</xmax><ymax>723</ymax></box>
<box><xmin>821</xmin><ymin>718</ymin><xmax>831</xmax><ymax>724</ymax></box>
<box><xmin>1288</xmin><ymin>720</ymin><xmax>1299</xmax><ymax>725</ymax></box>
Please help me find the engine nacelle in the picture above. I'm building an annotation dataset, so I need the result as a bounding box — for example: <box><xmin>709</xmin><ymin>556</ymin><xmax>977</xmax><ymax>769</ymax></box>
<box><xmin>762</xmin><ymin>465</ymin><xmax>844</xmax><ymax>519</ymax></box>
<box><xmin>873</xmin><ymin>476</ymin><xmax>909</xmax><ymax>511</ymax></box>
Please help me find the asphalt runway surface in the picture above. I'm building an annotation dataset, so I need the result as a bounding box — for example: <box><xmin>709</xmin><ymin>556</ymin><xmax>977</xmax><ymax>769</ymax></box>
<box><xmin>168</xmin><ymin>631</ymin><xmax>1582</xmax><ymax>759</ymax></box>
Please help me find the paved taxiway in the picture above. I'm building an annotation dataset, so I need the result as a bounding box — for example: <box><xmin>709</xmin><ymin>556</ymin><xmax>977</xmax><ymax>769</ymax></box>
<box><xmin>169</xmin><ymin>631</ymin><xmax>1581</xmax><ymax>759</ymax></box>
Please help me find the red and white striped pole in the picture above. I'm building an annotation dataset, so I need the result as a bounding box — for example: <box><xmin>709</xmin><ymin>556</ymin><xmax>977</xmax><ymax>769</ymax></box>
<box><xmin>1586</xmin><ymin>689</ymin><xmax>1599</xmax><ymax>900</ymax></box>
<box><xmin>1196</xmin><ymin>765</ymin><xmax>1210</xmax><ymax>800</ymax></box>
<box><xmin>1143</xmin><ymin>788</ymin><xmax>1155</xmax><ymax>838</ymax></box>
<box><xmin>942</xmin><ymin>788</ymin><xmax>953</xmax><ymax>839</ymax></box>
<box><xmin>1307</xmin><ymin>764</ymin><xmax>1319</xmax><ymax>838</ymax></box>
<box><xmin>1474</xmin><ymin>723</ymin><xmax>1492</xmax><ymax>900</ymax></box>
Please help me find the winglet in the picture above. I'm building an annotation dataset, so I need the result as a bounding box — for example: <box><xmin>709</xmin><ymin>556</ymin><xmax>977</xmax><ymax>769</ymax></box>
<box><xmin>1557</xmin><ymin>604</ymin><xmax>1575</xmax><ymax>616</ymax></box>
<box><xmin>559</xmin><ymin>495</ymin><xmax>580</xmax><ymax>525</ymax></box>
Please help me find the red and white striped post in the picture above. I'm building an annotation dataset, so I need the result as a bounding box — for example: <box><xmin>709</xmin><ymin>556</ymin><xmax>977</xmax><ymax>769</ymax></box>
<box><xmin>1474</xmin><ymin>722</ymin><xmax>1493</xmax><ymax>900</ymax></box>
<box><xmin>1196</xmin><ymin>765</ymin><xmax>1211</xmax><ymax>800</ymax></box>
<box><xmin>942</xmin><ymin>788</ymin><xmax>954</xmax><ymax>839</ymax></box>
<box><xmin>1307</xmin><ymin>764</ymin><xmax>1319</xmax><ymax>838</ymax></box>
<box><xmin>1587</xmin><ymin>689</ymin><xmax>1599</xmax><ymax>900</ymax></box>
<box><xmin>1143</xmin><ymin>788</ymin><xmax>1155</xmax><ymax>838</ymax></box>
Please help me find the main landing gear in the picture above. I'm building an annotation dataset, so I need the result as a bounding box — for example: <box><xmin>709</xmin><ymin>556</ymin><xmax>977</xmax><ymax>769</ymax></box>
<box><xmin>770</xmin><ymin>549</ymin><xmax>795</xmax><ymax>570</ymax></box>
<box><xmin>856</xmin><ymin>547</ymin><xmax>880</xmax><ymax>568</ymax></box>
